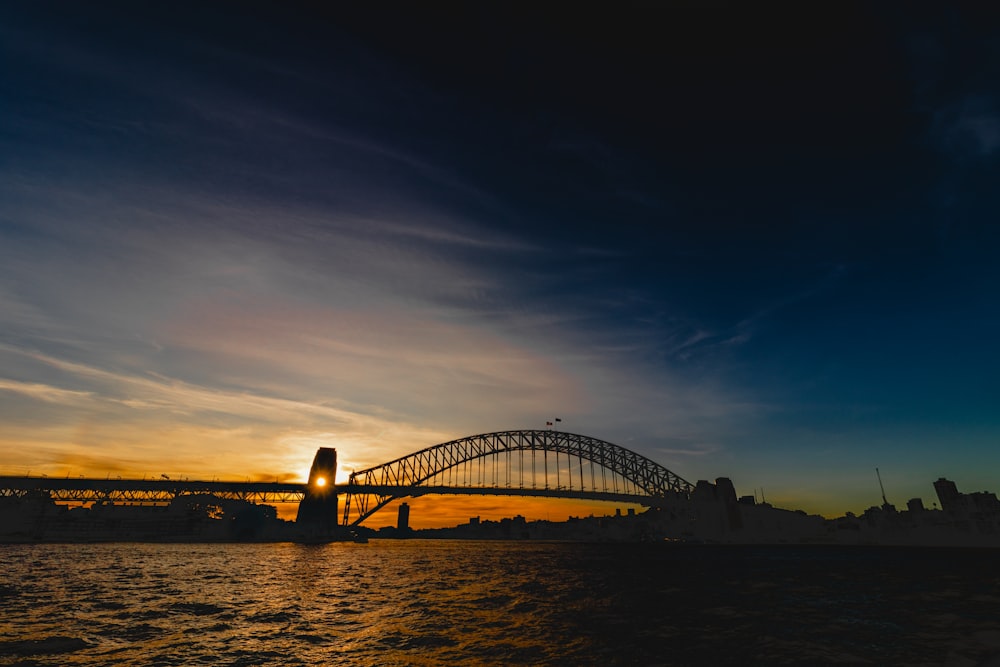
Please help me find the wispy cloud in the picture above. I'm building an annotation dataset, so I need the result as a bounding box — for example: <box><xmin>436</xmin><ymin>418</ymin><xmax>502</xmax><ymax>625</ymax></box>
<box><xmin>0</xmin><ymin>378</ymin><xmax>93</xmax><ymax>404</ymax></box>
<box><xmin>654</xmin><ymin>443</ymin><xmax>722</xmax><ymax>457</ymax></box>
<box><xmin>934</xmin><ymin>97</ymin><xmax>1000</xmax><ymax>158</ymax></box>
<box><xmin>0</xmin><ymin>342</ymin><xmax>456</xmax><ymax>475</ymax></box>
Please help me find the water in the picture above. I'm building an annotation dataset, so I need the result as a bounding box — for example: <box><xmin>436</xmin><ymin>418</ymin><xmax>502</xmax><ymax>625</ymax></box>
<box><xmin>1</xmin><ymin>541</ymin><xmax>998</xmax><ymax>666</ymax></box>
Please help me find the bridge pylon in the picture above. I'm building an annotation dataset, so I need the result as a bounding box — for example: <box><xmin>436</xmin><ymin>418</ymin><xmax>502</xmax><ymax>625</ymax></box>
<box><xmin>295</xmin><ymin>447</ymin><xmax>339</xmax><ymax>534</ymax></box>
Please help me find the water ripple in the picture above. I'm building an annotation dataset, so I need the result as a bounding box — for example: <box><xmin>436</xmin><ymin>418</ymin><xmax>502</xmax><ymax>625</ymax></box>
<box><xmin>1</xmin><ymin>542</ymin><xmax>999</xmax><ymax>665</ymax></box>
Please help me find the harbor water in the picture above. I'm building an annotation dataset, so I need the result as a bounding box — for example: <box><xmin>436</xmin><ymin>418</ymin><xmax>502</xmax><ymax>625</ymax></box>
<box><xmin>2</xmin><ymin>541</ymin><xmax>998</xmax><ymax>665</ymax></box>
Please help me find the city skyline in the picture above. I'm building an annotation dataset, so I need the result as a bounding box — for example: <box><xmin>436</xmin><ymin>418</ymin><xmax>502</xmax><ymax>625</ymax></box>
<box><xmin>1</xmin><ymin>4</ymin><xmax>999</xmax><ymax>526</ymax></box>
<box><xmin>0</xmin><ymin>435</ymin><xmax>986</xmax><ymax>531</ymax></box>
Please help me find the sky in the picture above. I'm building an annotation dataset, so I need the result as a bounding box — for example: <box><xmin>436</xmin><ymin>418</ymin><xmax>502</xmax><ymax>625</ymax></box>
<box><xmin>1</xmin><ymin>3</ymin><xmax>999</xmax><ymax>527</ymax></box>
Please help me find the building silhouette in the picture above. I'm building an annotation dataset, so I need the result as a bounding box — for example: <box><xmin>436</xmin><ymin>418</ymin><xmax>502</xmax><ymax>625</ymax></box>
<box><xmin>397</xmin><ymin>502</ymin><xmax>410</xmax><ymax>532</ymax></box>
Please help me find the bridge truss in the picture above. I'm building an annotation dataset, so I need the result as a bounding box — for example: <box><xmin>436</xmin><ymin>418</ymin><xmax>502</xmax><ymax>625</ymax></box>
<box><xmin>0</xmin><ymin>478</ymin><xmax>305</xmax><ymax>505</ymax></box>
<box><xmin>342</xmin><ymin>429</ymin><xmax>694</xmax><ymax>526</ymax></box>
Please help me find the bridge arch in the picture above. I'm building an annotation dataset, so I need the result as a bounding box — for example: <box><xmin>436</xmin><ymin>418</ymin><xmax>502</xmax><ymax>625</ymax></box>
<box><xmin>341</xmin><ymin>429</ymin><xmax>694</xmax><ymax>526</ymax></box>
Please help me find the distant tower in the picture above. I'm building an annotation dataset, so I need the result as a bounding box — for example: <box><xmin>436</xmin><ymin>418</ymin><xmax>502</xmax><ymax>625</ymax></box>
<box><xmin>296</xmin><ymin>448</ymin><xmax>339</xmax><ymax>533</ymax></box>
<box><xmin>933</xmin><ymin>478</ymin><xmax>960</xmax><ymax>513</ymax></box>
<box><xmin>397</xmin><ymin>502</ymin><xmax>410</xmax><ymax>532</ymax></box>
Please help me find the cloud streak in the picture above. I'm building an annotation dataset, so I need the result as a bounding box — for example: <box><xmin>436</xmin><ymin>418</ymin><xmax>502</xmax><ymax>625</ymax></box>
<box><xmin>0</xmin><ymin>378</ymin><xmax>94</xmax><ymax>404</ymax></box>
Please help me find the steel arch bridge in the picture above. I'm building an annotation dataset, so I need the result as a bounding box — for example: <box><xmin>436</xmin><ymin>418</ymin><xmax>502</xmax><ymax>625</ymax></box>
<box><xmin>341</xmin><ymin>429</ymin><xmax>694</xmax><ymax>526</ymax></box>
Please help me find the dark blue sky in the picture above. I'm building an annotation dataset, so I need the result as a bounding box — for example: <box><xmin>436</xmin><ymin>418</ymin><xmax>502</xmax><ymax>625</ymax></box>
<box><xmin>1</xmin><ymin>3</ymin><xmax>998</xmax><ymax>514</ymax></box>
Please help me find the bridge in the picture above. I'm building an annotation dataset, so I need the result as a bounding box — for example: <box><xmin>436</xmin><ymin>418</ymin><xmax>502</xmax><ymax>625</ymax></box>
<box><xmin>340</xmin><ymin>429</ymin><xmax>694</xmax><ymax>525</ymax></box>
<box><xmin>0</xmin><ymin>430</ymin><xmax>695</xmax><ymax>529</ymax></box>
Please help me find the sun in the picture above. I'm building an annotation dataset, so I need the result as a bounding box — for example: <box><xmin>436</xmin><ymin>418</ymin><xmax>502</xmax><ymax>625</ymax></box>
<box><xmin>315</xmin><ymin>476</ymin><xmax>327</xmax><ymax>487</ymax></box>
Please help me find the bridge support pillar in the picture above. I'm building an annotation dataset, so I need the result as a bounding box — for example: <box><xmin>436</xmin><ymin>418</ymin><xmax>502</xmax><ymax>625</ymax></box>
<box><xmin>296</xmin><ymin>448</ymin><xmax>339</xmax><ymax>535</ymax></box>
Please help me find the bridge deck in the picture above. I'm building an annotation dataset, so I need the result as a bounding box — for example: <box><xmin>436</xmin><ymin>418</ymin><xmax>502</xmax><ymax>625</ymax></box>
<box><xmin>0</xmin><ymin>477</ymin><xmax>308</xmax><ymax>503</ymax></box>
<box><xmin>0</xmin><ymin>477</ymin><xmax>662</xmax><ymax>507</ymax></box>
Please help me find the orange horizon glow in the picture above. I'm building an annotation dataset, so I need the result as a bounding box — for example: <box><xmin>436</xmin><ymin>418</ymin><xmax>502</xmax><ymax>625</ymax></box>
<box><xmin>368</xmin><ymin>496</ymin><xmax>647</xmax><ymax>529</ymax></box>
<box><xmin>270</xmin><ymin>495</ymin><xmax>645</xmax><ymax>528</ymax></box>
